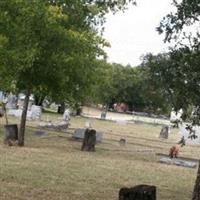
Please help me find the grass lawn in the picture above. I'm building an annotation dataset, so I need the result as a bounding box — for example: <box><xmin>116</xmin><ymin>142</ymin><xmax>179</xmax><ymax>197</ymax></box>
<box><xmin>0</xmin><ymin>114</ymin><xmax>199</xmax><ymax>200</ymax></box>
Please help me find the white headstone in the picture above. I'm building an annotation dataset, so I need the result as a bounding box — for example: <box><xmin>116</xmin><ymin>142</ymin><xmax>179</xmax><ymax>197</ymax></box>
<box><xmin>31</xmin><ymin>105</ymin><xmax>42</xmax><ymax>120</ymax></box>
<box><xmin>63</xmin><ymin>109</ymin><xmax>70</xmax><ymax>121</ymax></box>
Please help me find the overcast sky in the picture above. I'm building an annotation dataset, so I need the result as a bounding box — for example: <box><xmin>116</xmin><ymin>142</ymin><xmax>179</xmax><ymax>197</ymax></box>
<box><xmin>103</xmin><ymin>0</ymin><xmax>175</xmax><ymax>66</ymax></box>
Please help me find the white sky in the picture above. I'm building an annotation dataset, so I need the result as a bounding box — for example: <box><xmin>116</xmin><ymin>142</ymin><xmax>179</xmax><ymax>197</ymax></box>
<box><xmin>103</xmin><ymin>0</ymin><xmax>175</xmax><ymax>66</ymax></box>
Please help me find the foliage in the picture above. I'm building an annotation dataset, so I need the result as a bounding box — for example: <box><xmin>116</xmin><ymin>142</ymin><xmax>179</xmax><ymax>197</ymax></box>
<box><xmin>156</xmin><ymin>0</ymin><xmax>200</xmax><ymax>118</ymax></box>
<box><xmin>91</xmin><ymin>60</ymin><xmax>171</xmax><ymax>114</ymax></box>
<box><xmin>0</xmin><ymin>0</ymin><xmax>136</xmax><ymax>145</ymax></box>
<box><xmin>157</xmin><ymin>0</ymin><xmax>200</xmax><ymax>45</ymax></box>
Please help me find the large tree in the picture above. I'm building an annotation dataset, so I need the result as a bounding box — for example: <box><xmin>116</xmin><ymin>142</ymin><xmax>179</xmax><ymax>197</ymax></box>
<box><xmin>156</xmin><ymin>1</ymin><xmax>200</xmax><ymax>199</ymax></box>
<box><xmin>0</xmin><ymin>0</ymin><xmax>136</xmax><ymax>146</ymax></box>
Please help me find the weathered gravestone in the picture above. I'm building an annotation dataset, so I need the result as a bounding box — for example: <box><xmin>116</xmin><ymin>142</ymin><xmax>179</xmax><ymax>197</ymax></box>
<box><xmin>81</xmin><ymin>129</ymin><xmax>96</xmax><ymax>152</ymax></box>
<box><xmin>119</xmin><ymin>185</ymin><xmax>156</xmax><ymax>200</ymax></box>
<box><xmin>31</xmin><ymin>105</ymin><xmax>42</xmax><ymax>120</ymax></box>
<box><xmin>159</xmin><ymin>125</ymin><xmax>169</xmax><ymax>139</ymax></box>
<box><xmin>119</xmin><ymin>138</ymin><xmax>126</xmax><ymax>146</ymax></box>
<box><xmin>33</xmin><ymin>130</ymin><xmax>47</xmax><ymax>137</ymax></box>
<box><xmin>101</xmin><ymin>111</ymin><xmax>107</xmax><ymax>119</ymax></box>
<box><xmin>159</xmin><ymin>157</ymin><xmax>197</xmax><ymax>168</ymax></box>
<box><xmin>73</xmin><ymin>128</ymin><xmax>102</xmax><ymax>143</ymax></box>
<box><xmin>4</xmin><ymin>124</ymin><xmax>18</xmax><ymax>145</ymax></box>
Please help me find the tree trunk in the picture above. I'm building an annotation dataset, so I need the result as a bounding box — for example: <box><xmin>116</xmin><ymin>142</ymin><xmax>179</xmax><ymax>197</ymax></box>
<box><xmin>18</xmin><ymin>90</ymin><xmax>30</xmax><ymax>146</ymax></box>
<box><xmin>192</xmin><ymin>161</ymin><xmax>200</xmax><ymax>200</ymax></box>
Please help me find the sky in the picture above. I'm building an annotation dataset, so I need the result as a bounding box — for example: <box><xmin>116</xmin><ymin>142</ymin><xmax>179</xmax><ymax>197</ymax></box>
<box><xmin>103</xmin><ymin>0</ymin><xmax>175</xmax><ymax>66</ymax></box>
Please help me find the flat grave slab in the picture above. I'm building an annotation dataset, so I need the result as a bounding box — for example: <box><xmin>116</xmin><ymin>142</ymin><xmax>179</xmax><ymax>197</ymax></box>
<box><xmin>159</xmin><ymin>157</ymin><xmax>197</xmax><ymax>168</ymax></box>
<box><xmin>33</xmin><ymin>130</ymin><xmax>47</xmax><ymax>137</ymax></box>
<box><xmin>72</xmin><ymin>128</ymin><xmax>103</xmax><ymax>143</ymax></box>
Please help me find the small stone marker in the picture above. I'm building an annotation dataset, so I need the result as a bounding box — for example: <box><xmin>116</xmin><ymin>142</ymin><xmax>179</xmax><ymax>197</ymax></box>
<box><xmin>33</xmin><ymin>130</ymin><xmax>47</xmax><ymax>137</ymax></box>
<box><xmin>159</xmin><ymin>157</ymin><xmax>197</xmax><ymax>168</ymax></box>
<box><xmin>159</xmin><ymin>125</ymin><xmax>169</xmax><ymax>139</ymax></box>
<box><xmin>119</xmin><ymin>185</ymin><xmax>156</xmax><ymax>200</ymax></box>
<box><xmin>101</xmin><ymin>111</ymin><xmax>106</xmax><ymax>119</ymax></box>
<box><xmin>119</xmin><ymin>138</ymin><xmax>126</xmax><ymax>146</ymax></box>
<box><xmin>73</xmin><ymin>128</ymin><xmax>102</xmax><ymax>143</ymax></box>
<box><xmin>81</xmin><ymin>129</ymin><xmax>96</xmax><ymax>152</ymax></box>
<box><xmin>0</xmin><ymin>109</ymin><xmax>4</xmax><ymax>118</ymax></box>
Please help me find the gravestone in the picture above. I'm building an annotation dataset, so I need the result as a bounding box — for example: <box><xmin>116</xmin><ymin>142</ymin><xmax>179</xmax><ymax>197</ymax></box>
<box><xmin>119</xmin><ymin>185</ymin><xmax>156</xmax><ymax>200</ymax></box>
<box><xmin>6</xmin><ymin>93</ymin><xmax>17</xmax><ymax>109</ymax></box>
<box><xmin>81</xmin><ymin>129</ymin><xmax>96</xmax><ymax>151</ymax></box>
<box><xmin>159</xmin><ymin>125</ymin><xmax>169</xmax><ymax>139</ymax></box>
<box><xmin>63</xmin><ymin>108</ymin><xmax>70</xmax><ymax>121</ymax></box>
<box><xmin>101</xmin><ymin>111</ymin><xmax>106</xmax><ymax>119</ymax></box>
<box><xmin>119</xmin><ymin>138</ymin><xmax>126</xmax><ymax>146</ymax></box>
<box><xmin>4</xmin><ymin>124</ymin><xmax>18</xmax><ymax>145</ymax></box>
<box><xmin>73</xmin><ymin>128</ymin><xmax>102</xmax><ymax>143</ymax></box>
<box><xmin>33</xmin><ymin>130</ymin><xmax>47</xmax><ymax>137</ymax></box>
<box><xmin>159</xmin><ymin>157</ymin><xmax>197</xmax><ymax>168</ymax></box>
<box><xmin>31</xmin><ymin>105</ymin><xmax>42</xmax><ymax>120</ymax></box>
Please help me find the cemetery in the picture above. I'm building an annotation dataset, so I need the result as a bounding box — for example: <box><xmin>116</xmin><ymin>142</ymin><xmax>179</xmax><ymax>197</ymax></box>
<box><xmin>1</xmin><ymin>0</ymin><xmax>200</xmax><ymax>200</ymax></box>
<box><xmin>0</xmin><ymin>105</ymin><xmax>200</xmax><ymax>200</ymax></box>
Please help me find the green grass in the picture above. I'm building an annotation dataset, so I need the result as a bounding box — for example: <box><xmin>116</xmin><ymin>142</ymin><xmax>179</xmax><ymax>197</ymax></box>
<box><xmin>0</xmin><ymin>115</ymin><xmax>199</xmax><ymax>200</ymax></box>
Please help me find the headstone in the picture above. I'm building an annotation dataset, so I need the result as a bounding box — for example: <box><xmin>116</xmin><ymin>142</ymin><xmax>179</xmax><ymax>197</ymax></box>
<box><xmin>6</xmin><ymin>93</ymin><xmax>17</xmax><ymax>109</ymax></box>
<box><xmin>101</xmin><ymin>111</ymin><xmax>106</xmax><ymax>119</ymax></box>
<box><xmin>159</xmin><ymin>157</ymin><xmax>197</xmax><ymax>168</ymax></box>
<box><xmin>159</xmin><ymin>125</ymin><xmax>169</xmax><ymax>139</ymax></box>
<box><xmin>81</xmin><ymin>129</ymin><xmax>96</xmax><ymax>151</ymax></box>
<box><xmin>4</xmin><ymin>124</ymin><xmax>18</xmax><ymax>145</ymax></box>
<box><xmin>119</xmin><ymin>185</ymin><xmax>156</xmax><ymax>200</ymax></box>
<box><xmin>33</xmin><ymin>130</ymin><xmax>47</xmax><ymax>137</ymax></box>
<box><xmin>73</xmin><ymin>128</ymin><xmax>102</xmax><ymax>143</ymax></box>
<box><xmin>31</xmin><ymin>105</ymin><xmax>42</xmax><ymax>120</ymax></box>
<box><xmin>119</xmin><ymin>138</ymin><xmax>126</xmax><ymax>146</ymax></box>
<box><xmin>63</xmin><ymin>109</ymin><xmax>70</xmax><ymax>121</ymax></box>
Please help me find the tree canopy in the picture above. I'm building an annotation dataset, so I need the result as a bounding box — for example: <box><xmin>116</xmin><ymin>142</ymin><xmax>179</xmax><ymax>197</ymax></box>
<box><xmin>0</xmin><ymin>0</ymin><xmax>136</xmax><ymax>146</ymax></box>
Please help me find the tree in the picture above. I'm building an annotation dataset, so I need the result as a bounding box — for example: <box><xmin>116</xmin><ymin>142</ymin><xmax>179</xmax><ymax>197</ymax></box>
<box><xmin>0</xmin><ymin>0</ymin><xmax>103</xmax><ymax>146</ymax></box>
<box><xmin>157</xmin><ymin>1</ymin><xmax>200</xmax><ymax>199</ymax></box>
<box><xmin>0</xmin><ymin>0</ymin><xmax>136</xmax><ymax>146</ymax></box>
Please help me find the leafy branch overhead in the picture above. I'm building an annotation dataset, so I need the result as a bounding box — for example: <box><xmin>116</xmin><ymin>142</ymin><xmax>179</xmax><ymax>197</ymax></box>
<box><xmin>158</xmin><ymin>0</ymin><xmax>200</xmax><ymax>45</ymax></box>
